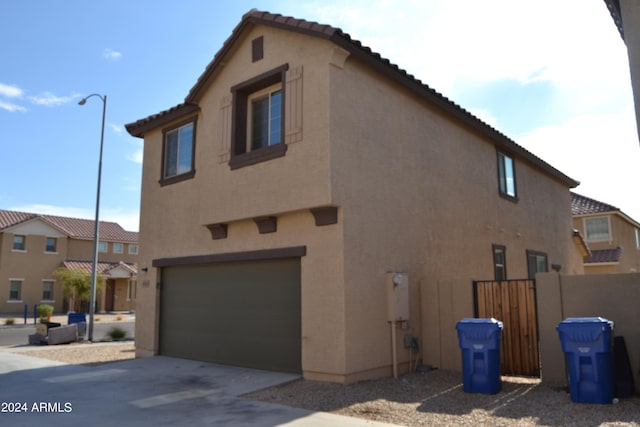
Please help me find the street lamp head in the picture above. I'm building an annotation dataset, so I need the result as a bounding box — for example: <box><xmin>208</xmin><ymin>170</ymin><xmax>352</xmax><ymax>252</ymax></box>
<box><xmin>78</xmin><ymin>98</ymin><xmax>87</xmax><ymax>106</ymax></box>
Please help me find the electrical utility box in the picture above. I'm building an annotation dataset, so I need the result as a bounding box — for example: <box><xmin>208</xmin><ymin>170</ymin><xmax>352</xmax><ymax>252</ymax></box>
<box><xmin>386</xmin><ymin>272</ymin><xmax>410</xmax><ymax>321</ymax></box>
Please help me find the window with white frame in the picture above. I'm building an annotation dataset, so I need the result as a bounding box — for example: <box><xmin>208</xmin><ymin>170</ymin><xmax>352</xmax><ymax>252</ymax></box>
<box><xmin>636</xmin><ymin>228</ymin><xmax>640</xmax><ymax>249</ymax></box>
<box><xmin>42</xmin><ymin>281</ymin><xmax>54</xmax><ymax>301</ymax></box>
<box><xmin>113</xmin><ymin>243</ymin><xmax>123</xmax><ymax>254</ymax></box>
<box><xmin>128</xmin><ymin>244</ymin><xmax>138</xmax><ymax>255</ymax></box>
<box><xmin>492</xmin><ymin>244</ymin><xmax>507</xmax><ymax>281</ymax></box>
<box><xmin>163</xmin><ymin>120</ymin><xmax>195</xmax><ymax>180</ymax></box>
<box><xmin>248</xmin><ymin>85</ymin><xmax>282</xmax><ymax>151</ymax></box>
<box><xmin>98</xmin><ymin>241</ymin><xmax>108</xmax><ymax>252</ymax></box>
<box><xmin>13</xmin><ymin>235</ymin><xmax>26</xmax><ymax>251</ymax></box>
<box><xmin>9</xmin><ymin>280</ymin><xmax>22</xmax><ymax>301</ymax></box>
<box><xmin>585</xmin><ymin>217</ymin><xmax>611</xmax><ymax>241</ymax></box>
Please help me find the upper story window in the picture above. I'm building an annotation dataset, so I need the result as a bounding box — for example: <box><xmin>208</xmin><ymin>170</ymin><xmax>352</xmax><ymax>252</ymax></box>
<box><xmin>12</xmin><ymin>235</ymin><xmax>26</xmax><ymax>251</ymax></box>
<box><xmin>635</xmin><ymin>229</ymin><xmax>640</xmax><ymax>249</ymax></box>
<box><xmin>497</xmin><ymin>151</ymin><xmax>517</xmax><ymax>200</ymax></box>
<box><xmin>98</xmin><ymin>241</ymin><xmax>108</xmax><ymax>253</ymax></box>
<box><xmin>113</xmin><ymin>243</ymin><xmax>123</xmax><ymax>254</ymax></box>
<box><xmin>161</xmin><ymin>119</ymin><xmax>196</xmax><ymax>185</ymax></box>
<box><xmin>230</xmin><ymin>64</ymin><xmax>288</xmax><ymax>170</ymax></box>
<box><xmin>45</xmin><ymin>237</ymin><xmax>57</xmax><ymax>253</ymax></box>
<box><xmin>249</xmin><ymin>85</ymin><xmax>282</xmax><ymax>150</ymax></box>
<box><xmin>128</xmin><ymin>244</ymin><xmax>139</xmax><ymax>255</ymax></box>
<box><xmin>584</xmin><ymin>217</ymin><xmax>611</xmax><ymax>242</ymax></box>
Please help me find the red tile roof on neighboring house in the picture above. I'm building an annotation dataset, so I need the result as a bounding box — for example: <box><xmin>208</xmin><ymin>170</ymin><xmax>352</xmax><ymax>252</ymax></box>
<box><xmin>0</xmin><ymin>209</ymin><xmax>138</xmax><ymax>242</ymax></box>
<box><xmin>62</xmin><ymin>260</ymin><xmax>138</xmax><ymax>276</ymax></box>
<box><xmin>125</xmin><ymin>9</ymin><xmax>579</xmax><ymax>189</ymax></box>
<box><xmin>585</xmin><ymin>247</ymin><xmax>623</xmax><ymax>264</ymax></box>
<box><xmin>571</xmin><ymin>192</ymin><xmax>619</xmax><ymax>216</ymax></box>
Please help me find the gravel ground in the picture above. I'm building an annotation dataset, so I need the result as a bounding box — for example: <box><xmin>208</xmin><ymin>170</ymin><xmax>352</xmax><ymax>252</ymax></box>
<box><xmin>6</xmin><ymin>341</ymin><xmax>640</xmax><ymax>426</ymax></box>
<box><xmin>245</xmin><ymin>370</ymin><xmax>640</xmax><ymax>426</ymax></box>
<box><xmin>8</xmin><ymin>341</ymin><xmax>135</xmax><ymax>365</ymax></box>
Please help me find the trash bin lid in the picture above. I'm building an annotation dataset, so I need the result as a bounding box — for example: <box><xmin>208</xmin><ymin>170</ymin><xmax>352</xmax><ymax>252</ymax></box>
<box><xmin>557</xmin><ymin>317</ymin><xmax>614</xmax><ymax>341</ymax></box>
<box><xmin>456</xmin><ymin>318</ymin><xmax>503</xmax><ymax>339</ymax></box>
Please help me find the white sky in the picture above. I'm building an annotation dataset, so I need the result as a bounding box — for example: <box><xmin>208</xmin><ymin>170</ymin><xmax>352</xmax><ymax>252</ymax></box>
<box><xmin>1</xmin><ymin>0</ymin><xmax>639</xmax><ymax>229</ymax></box>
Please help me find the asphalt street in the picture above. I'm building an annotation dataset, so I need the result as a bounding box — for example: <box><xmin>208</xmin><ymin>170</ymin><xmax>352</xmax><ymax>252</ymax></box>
<box><xmin>0</xmin><ymin>322</ymin><xmax>135</xmax><ymax>347</ymax></box>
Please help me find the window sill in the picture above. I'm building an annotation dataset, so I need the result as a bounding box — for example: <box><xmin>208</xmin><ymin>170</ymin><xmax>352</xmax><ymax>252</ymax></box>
<box><xmin>7</xmin><ymin>300</ymin><xmax>23</xmax><ymax>304</ymax></box>
<box><xmin>11</xmin><ymin>249</ymin><xmax>27</xmax><ymax>253</ymax></box>
<box><xmin>499</xmin><ymin>193</ymin><xmax>519</xmax><ymax>203</ymax></box>
<box><xmin>230</xmin><ymin>144</ymin><xmax>287</xmax><ymax>170</ymax></box>
<box><xmin>159</xmin><ymin>170</ymin><xmax>196</xmax><ymax>187</ymax></box>
<box><xmin>44</xmin><ymin>251</ymin><xmax>59</xmax><ymax>255</ymax></box>
<box><xmin>40</xmin><ymin>300</ymin><xmax>55</xmax><ymax>304</ymax></box>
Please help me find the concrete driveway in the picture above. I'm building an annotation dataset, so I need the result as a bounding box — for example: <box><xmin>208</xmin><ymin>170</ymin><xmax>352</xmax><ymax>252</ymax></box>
<box><xmin>0</xmin><ymin>351</ymin><xmax>399</xmax><ymax>427</ymax></box>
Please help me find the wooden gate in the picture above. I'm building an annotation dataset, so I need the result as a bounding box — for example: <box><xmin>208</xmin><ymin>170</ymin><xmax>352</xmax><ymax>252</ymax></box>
<box><xmin>473</xmin><ymin>279</ymin><xmax>539</xmax><ymax>377</ymax></box>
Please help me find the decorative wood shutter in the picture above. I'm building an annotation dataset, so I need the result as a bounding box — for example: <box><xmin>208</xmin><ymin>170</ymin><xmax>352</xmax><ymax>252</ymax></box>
<box><xmin>285</xmin><ymin>66</ymin><xmax>303</xmax><ymax>144</ymax></box>
<box><xmin>218</xmin><ymin>94</ymin><xmax>232</xmax><ymax>163</ymax></box>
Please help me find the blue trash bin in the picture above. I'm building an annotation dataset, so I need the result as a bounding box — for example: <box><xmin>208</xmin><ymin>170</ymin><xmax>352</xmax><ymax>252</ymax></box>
<box><xmin>557</xmin><ymin>317</ymin><xmax>614</xmax><ymax>404</ymax></box>
<box><xmin>456</xmin><ymin>318</ymin><xmax>503</xmax><ymax>394</ymax></box>
<box><xmin>67</xmin><ymin>312</ymin><xmax>87</xmax><ymax>337</ymax></box>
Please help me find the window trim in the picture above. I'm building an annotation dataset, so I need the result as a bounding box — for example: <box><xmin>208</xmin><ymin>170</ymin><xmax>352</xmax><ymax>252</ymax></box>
<box><xmin>113</xmin><ymin>243</ymin><xmax>124</xmax><ymax>254</ymax></box>
<box><xmin>98</xmin><ymin>241</ymin><xmax>108</xmax><ymax>253</ymax></box>
<box><xmin>636</xmin><ymin>228</ymin><xmax>640</xmax><ymax>250</ymax></box>
<box><xmin>497</xmin><ymin>150</ymin><xmax>518</xmax><ymax>201</ymax></box>
<box><xmin>230</xmin><ymin>64</ymin><xmax>289</xmax><ymax>170</ymax></box>
<box><xmin>160</xmin><ymin>117</ymin><xmax>197</xmax><ymax>186</ymax></box>
<box><xmin>128</xmin><ymin>244</ymin><xmax>139</xmax><ymax>255</ymax></box>
<box><xmin>584</xmin><ymin>216</ymin><xmax>612</xmax><ymax>242</ymax></box>
<box><xmin>492</xmin><ymin>244</ymin><xmax>507</xmax><ymax>281</ymax></box>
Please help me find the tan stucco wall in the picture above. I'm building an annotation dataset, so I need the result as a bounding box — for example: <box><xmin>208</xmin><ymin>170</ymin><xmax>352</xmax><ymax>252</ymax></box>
<box><xmin>0</xmin><ymin>233</ymin><xmax>65</xmax><ymax>314</ymax></box>
<box><xmin>134</xmin><ymin>23</ymin><xmax>581</xmax><ymax>382</ymax></box>
<box><xmin>538</xmin><ymin>272</ymin><xmax>640</xmax><ymax>391</ymax></box>
<box><xmin>328</xmin><ymin>54</ymin><xmax>581</xmax><ymax>376</ymax></box>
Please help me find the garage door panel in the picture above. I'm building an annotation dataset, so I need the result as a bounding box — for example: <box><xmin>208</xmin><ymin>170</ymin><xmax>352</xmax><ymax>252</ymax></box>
<box><xmin>159</xmin><ymin>258</ymin><xmax>301</xmax><ymax>373</ymax></box>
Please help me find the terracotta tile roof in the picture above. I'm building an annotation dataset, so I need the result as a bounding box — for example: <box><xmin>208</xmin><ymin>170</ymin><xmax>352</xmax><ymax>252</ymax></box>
<box><xmin>125</xmin><ymin>9</ymin><xmax>578</xmax><ymax>189</ymax></box>
<box><xmin>585</xmin><ymin>247</ymin><xmax>623</xmax><ymax>264</ymax></box>
<box><xmin>0</xmin><ymin>209</ymin><xmax>138</xmax><ymax>242</ymax></box>
<box><xmin>62</xmin><ymin>260</ymin><xmax>138</xmax><ymax>276</ymax></box>
<box><xmin>604</xmin><ymin>0</ymin><xmax>624</xmax><ymax>41</ymax></box>
<box><xmin>571</xmin><ymin>192</ymin><xmax>619</xmax><ymax>215</ymax></box>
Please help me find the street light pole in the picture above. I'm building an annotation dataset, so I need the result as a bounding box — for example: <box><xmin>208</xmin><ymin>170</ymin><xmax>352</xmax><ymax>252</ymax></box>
<box><xmin>78</xmin><ymin>93</ymin><xmax>107</xmax><ymax>342</ymax></box>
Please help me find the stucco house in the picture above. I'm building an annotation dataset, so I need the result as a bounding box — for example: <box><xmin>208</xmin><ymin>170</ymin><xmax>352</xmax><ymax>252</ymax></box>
<box><xmin>126</xmin><ymin>10</ymin><xmax>584</xmax><ymax>382</ymax></box>
<box><xmin>0</xmin><ymin>209</ymin><xmax>138</xmax><ymax>315</ymax></box>
<box><xmin>571</xmin><ymin>192</ymin><xmax>640</xmax><ymax>273</ymax></box>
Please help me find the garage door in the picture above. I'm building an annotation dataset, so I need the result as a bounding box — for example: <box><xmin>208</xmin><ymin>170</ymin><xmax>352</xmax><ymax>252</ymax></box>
<box><xmin>159</xmin><ymin>258</ymin><xmax>301</xmax><ymax>373</ymax></box>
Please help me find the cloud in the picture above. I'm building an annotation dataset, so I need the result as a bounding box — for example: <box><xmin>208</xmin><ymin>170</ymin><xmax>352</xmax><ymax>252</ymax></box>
<box><xmin>0</xmin><ymin>100</ymin><xmax>27</xmax><ymax>112</ymax></box>
<box><xmin>103</xmin><ymin>48</ymin><xmax>122</xmax><ymax>61</ymax></box>
<box><xmin>126</xmin><ymin>139</ymin><xmax>143</xmax><ymax>164</ymax></box>
<box><xmin>109</xmin><ymin>124</ymin><xmax>123</xmax><ymax>135</ymax></box>
<box><xmin>28</xmin><ymin>92</ymin><xmax>79</xmax><ymax>107</ymax></box>
<box><xmin>0</xmin><ymin>83</ymin><xmax>23</xmax><ymax>98</ymax></box>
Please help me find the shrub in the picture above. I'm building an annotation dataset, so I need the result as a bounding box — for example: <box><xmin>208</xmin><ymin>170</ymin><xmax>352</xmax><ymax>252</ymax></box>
<box><xmin>37</xmin><ymin>304</ymin><xmax>54</xmax><ymax>322</ymax></box>
<box><xmin>106</xmin><ymin>326</ymin><xmax>127</xmax><ymax>340</ymax></box>
<box><xmin>4</xmin><ymin>318</ymin><xmax>15</xmax><ymax>325</ymax></box>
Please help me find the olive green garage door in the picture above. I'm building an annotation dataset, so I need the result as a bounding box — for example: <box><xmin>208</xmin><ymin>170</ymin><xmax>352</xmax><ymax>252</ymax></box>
<box><xmin>159</xmin><ymin>258</ymin><xmax>301</xmax><ymax>373</ymax></box>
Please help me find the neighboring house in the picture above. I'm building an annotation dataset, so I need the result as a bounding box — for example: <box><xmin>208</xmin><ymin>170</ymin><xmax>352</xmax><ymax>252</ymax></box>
<box><xmin>0</xmin><ymin>209</ymin><xmax>138</xmax><ymax>315</ymax></box>
<box><xmin>571</xmin><ymin>192</ymin><xmax>640</xmax><ymax>273</ymax></box>
<box><xmin>126</xmin><ymin>10</ymin><xmax>583</xmax><ymax>382</ymax></box>
<box><xmin>605</xmin><ymin>0</ymin><xmax>640</xmax><ymax>144</ymax></box>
